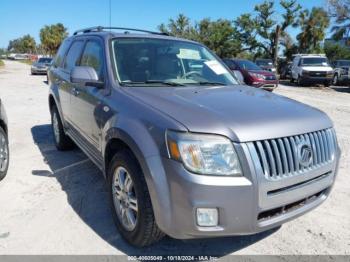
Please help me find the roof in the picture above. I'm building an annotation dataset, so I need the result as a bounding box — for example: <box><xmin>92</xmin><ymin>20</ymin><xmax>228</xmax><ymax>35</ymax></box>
<box><xmin>69</xmin><ymin>26</ymin><xmax>198</xmax><ymax>44</ymax></box>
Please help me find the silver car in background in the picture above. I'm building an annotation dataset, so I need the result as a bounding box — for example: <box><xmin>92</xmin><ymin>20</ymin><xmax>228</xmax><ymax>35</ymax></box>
<box><xmin>31</xmin><ymin>57</ymin><xmax>53</xmax><ymax>75</ymax></box>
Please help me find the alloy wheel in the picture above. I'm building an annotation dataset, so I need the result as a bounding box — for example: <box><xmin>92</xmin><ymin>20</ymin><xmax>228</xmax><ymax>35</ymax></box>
<box><xmin>112</xmin><ymin>166</ymin><xmax>138</xmax><ymax>231</ymax></box>
<box><xmin>0</xmin><ymin>132</ymin><xmax>8</xmax><ymax>172</ymax></box>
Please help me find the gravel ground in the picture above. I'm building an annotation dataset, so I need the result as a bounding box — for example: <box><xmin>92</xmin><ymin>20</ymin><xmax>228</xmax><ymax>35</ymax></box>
<box><xmin>0</xmin><ymin>60</ymin><xmax>349</xmax><ymax>256</ymax></box>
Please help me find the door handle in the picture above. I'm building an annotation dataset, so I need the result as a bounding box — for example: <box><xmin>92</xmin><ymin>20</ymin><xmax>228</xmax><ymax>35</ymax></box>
<box><xmin>72</xmin><ymin>88</ymin><xmax>80</xmax><ymax>96</ymax></box>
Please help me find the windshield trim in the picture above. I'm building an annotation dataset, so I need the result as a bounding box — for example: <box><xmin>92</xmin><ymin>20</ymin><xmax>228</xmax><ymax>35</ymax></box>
<box><xmin>109</xmin><ymin>36</ymin><xmax>238</xmax><ymax>88</ymax></box>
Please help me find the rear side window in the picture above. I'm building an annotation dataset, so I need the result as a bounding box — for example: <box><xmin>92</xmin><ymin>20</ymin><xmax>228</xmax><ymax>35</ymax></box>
<box><xmin>80</xmin><ymin>41</ymin><xmax>105</xmax><ymax>80</ymax></box>
<box><xmin>63</xmin><ymin>41</ymin><xmax>84</xmax><ymax>72</ymax></box>
<box><xmin>53</xmin><ymin>39</ymin><xmax>70</xmax><ymax>68</ymax></box>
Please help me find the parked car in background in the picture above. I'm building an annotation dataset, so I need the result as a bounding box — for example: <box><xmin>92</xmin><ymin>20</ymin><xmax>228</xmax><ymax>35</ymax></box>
<box><xmin>31</xmin><ymin>57</ymin><xmax>53</xmax><ymax>75</ymax></box>
<box><xmin>8</xmin><ymin>53</ymin><xmax>28</xmax><ymax>60</ymax></box>
<box><xmin>0</xmin><ymin>99</ymin><xmax>9</xmax><ymax>181</ymax></box>
<box><xmin>291</xmin><ymin>54</ymin><xmax>333</xmax><ymax>87</ymax></box>
<box><xmin>280</xmin><ymin>62</ymin><xmax>292</xmax><ymax>80</ymax></box>
<box><xmin>223</xmin><ymin>58</ymin><xmax>278</xmax><ymax>91</ymax></box>
<box><xmin>331</xmin><ymin>60</ymin><xmax>350</xmax><ymax>86</ymax></box>
<box><xmin>255</xmin><ymin>59</ymin><xmax>277</xmax><ymax>73</ymax></box>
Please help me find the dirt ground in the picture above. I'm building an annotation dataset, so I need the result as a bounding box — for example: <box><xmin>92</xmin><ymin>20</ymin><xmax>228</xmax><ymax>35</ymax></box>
<box><xmin>0</xmin><ymin>60</ymin><xmax>349</xmax><ymax>256</ymax></box>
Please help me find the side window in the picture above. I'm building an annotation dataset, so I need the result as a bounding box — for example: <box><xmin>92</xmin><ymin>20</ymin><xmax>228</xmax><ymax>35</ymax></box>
<box><xmin>80</xmin><ymin>41</ymin><xmax>105</xmax><ymax>80</ymax></box>
<box><xmin>298</xmin><ymin>58</ymin><xmax>302</xmax><ymax>66</ymax></box>
<box><xmin>63</xmin><ymin>41</ymin><xmax>84</xmax><ymax>72</ymax></box>
<box><xmin>53</xmin><ymin>39</ymin><xmax>70</xmax><ymax>68</ymax></box>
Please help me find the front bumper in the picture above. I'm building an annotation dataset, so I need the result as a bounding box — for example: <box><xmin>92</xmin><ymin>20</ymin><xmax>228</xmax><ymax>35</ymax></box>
<box><xmin>251</xmin><ymin>80</ymin><xmax>278</xmax><ymax>91</ymax></box>
<box><xmin>146</xmin><ymin>143</ymin><xmax>340</xmax><ymax>239</ymax></box>
<box><xmin>301</xmin><ymin>76</ymin><xmax>332</xmax><ymax>84</ymax></box>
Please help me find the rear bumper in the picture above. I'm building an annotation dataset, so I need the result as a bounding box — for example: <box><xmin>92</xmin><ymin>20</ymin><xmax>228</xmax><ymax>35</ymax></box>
<box><xmin>144</xmin><ymin>143</ymin><xmax>340</xmax><ymax>239</ymax></box>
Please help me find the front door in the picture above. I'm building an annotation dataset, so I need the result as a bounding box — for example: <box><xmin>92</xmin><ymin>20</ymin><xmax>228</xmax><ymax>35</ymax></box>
<box><xmin>70</xmin><ymin>38</ymin><xmax>106</xmax><ymax>150</ymax></box>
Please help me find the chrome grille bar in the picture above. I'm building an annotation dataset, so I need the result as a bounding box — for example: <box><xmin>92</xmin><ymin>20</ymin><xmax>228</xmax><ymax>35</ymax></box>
<box><xmin>252</xmin><ymin>128</ymin><xmax>336</xmax><ymax>180</ymax></box>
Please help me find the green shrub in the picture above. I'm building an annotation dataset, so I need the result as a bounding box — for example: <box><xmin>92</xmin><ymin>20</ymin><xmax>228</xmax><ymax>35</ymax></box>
<box><xmin>324</xmin><ymin>43</ymin><xmax>350</xmax><ymax>61</ymax></box>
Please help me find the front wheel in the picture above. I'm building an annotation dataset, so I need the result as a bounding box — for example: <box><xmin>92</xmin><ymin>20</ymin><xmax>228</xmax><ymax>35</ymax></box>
<box><xmin>0</xmin><ymin>127</ymin><xmax>9</xmax><ymax>181</ymax></box>
<box><xmin>332</xmin><ymin>74</ymin><xmax>339</xmax><ymax>86</ymax></box>
<box><xmin>108</xmin><ymin>149</ymin><xmax>164</xmax><ymax>247</ymax></box>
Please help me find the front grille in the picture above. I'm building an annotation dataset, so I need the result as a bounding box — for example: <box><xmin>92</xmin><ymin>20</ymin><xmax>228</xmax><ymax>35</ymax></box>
<box><xmin>252</xmin><ymin>129</ymin><xmax>337</xmax><ymax>180</ymax></box>
<box><xmin>309</xmin><ymin>71</ymin><xmax>326</xmax><ymax>77</ymax></box>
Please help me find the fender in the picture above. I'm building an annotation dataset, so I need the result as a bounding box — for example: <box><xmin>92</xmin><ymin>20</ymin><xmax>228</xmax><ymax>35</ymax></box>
<box><xmin>102</xmin><ymin>115</ymin><xmax>173</xmax><ymax>231</ymax></box>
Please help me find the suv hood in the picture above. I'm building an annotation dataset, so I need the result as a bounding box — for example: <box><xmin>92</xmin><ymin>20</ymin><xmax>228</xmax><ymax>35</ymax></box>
<box><xmin>124</xmin><ymin>85</ymin><xmax>332</xmax><ymax>142</ymax></box>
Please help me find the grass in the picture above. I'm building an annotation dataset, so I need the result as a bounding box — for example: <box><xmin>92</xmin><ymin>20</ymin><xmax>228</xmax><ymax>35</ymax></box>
<box><xmin>0</xmin><ymin>60</ymin><xmax>4</xmax><ymax>67</ymax></box>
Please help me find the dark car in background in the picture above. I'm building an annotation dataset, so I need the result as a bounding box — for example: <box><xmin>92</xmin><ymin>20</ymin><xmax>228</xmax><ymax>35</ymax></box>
<box><xmin>0</xmin><ymin>99</ymin><xmax>9</xmax><ymax>181</ymax></box>
<box><xmin>223</xmin><ymin>59</ymin><xmax>278</xmax><ymax>91</ymax></box>
<box><xmin>331</xmin><ymin>60</ymin><xmax>350</xmax><ymax>86</ymax></box>
<box><xmin>280</xmin><ymin>62</ymin><xmax>292</xmax><ymax>80</ymax></box>
<box><xmin>31</xmin><ymin>57</ymin><xmax>53</xmax><ymax>75</ymax></box>
<box><xmin>255</xmin><ymin>58</ymin><xmax>277</xmax><ymax>73</ymax></box>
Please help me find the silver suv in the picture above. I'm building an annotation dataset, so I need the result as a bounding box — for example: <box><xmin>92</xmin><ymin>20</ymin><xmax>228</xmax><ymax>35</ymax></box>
<box><xmin>48</xmin><ymin>27</ymin><xmax>341</xmax><ymax>247</ymax></box>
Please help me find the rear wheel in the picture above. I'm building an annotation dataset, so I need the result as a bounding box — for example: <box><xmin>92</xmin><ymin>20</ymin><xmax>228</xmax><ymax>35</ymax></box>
<box><xmin>0</xmin><ymin>127</ymin><xmax>9</xmax><ymax>181</ymax></box>
<box><xmin>108</xmin><ymin>149</ymin><xmax>164</xmax><ymax>247</ymax></box>
<box><xmin>51</xmin><ymin>105</ymin><xmax>74</xmax><ymax>151</ymax></box>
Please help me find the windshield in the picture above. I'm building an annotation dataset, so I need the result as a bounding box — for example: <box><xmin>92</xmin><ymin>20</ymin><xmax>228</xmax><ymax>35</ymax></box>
<box><xmin>38</xmin><ymin>58</ymin><xmax>52</xmax><ymax>63</ymax></box>
<box><xmin>236</xmin><ymin>60</ymin><xmax>262</xmax><ymax>71</ymax></box>
<box><xmin>256</xmin><ymin>59</ymin><xmax>273</xmax><ymax>66</ymax></box>
<box><xmin>111</xmin><ymin>38</ymin><xmax>238</xmax><ymax>87</ymax></box>
<box><xmin>338</xmin><ymin>60</ymin><xmax>350</xmax><ymax>67</ymax></box>
<box><xmin>301</xmin><ymin>57</ymin><xmax>329</xmax><ymax>66</ymax></box>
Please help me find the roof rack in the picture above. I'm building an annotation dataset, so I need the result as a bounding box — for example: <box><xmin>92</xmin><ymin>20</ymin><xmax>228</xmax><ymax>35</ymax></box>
<box><xmin>73</xmin><ymin>26</ymin><xmax>168</xmax><ymax>36</ymax></box>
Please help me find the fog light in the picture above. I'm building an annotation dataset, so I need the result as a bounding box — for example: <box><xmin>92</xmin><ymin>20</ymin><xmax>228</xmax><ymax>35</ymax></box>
<box><xmin>196</xmin><ymin>208</ymin><xmax>218</xmax><ymax>227</ymax></box>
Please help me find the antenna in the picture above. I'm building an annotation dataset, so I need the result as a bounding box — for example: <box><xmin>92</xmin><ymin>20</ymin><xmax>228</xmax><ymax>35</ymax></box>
<box><xmin>109</xmin><ymin>0</ymin><xmax>112</xmax><ymax>31</ymax></box>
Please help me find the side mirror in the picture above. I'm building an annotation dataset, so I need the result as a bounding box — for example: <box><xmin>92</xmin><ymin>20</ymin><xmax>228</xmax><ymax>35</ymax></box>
<box><xmin>71</xmin><ymin>66</ymin><xmax>104</xmax><ymax>88</ymax></box>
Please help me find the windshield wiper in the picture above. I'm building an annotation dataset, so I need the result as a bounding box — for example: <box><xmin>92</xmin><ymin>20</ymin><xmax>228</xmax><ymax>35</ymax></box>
<box><xmin>121</xmin><ymin>80</ymin><xmax>185</xmax><ymax>86</ymax></box>
<box><xmin>196</xmin><ymin>81</ymin><xmax>227</xmax><ymax>86</ymax></box>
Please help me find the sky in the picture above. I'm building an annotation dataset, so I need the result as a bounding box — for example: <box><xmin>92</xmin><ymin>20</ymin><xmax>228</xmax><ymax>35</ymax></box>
<box><xmin>0</xmin><ymin>0</ymin><xmax>328</xmax><ymax>48</ymax></box>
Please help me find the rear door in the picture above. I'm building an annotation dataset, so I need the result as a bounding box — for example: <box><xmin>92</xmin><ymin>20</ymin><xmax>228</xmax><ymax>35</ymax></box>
<box><xmin>70</xmin><ymin>37</ymin><xmax>106</xmax><ymax>150</ymax></box>
<box><xmin>59</xmin><ymin>40</ymin><xmax>85</xmax><ymax>122</ymax></box>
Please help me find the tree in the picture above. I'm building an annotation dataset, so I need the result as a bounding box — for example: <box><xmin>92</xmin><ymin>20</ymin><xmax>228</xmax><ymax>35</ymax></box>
<box><xmin>296</xmin><ymin>7</ymin><xmax>330</xmax><ymax>53</ymax></box>
<box><xmin>158</xmin><ymin>14</ymin><xmax>242</xmax><ymax>57</ymax></box>
<box><xmin>158</xmin><ymin>14</ymin><xmax>196</xmax><ymax>39</ymax></box>
<box><xmin>7</xmin><ymin>35</ymin><xmax>36</xmax><ymax>53</ymax></box>
<box><xmin>324</xmin><ymin>42</ymin><xmax>350</xmax><ymax>60</ymax></box>
<box><xmin>235</xmin><ymin>0</ymin><xmax>301</xmax><ymax>66</ymax></box>
<box><xmin>328</xmin><ymin>0</ymin><xmax>350</xmax><ymax>40</ymax></box>
<box><xmin>40</xmin><ymin>23</ymin><xmax>68</xmax><ymax>55</ymax></box>
<box><xmin>195</xmin><ymin>19</ymin><xmax>241</xmax><ymax>57</ymax></box>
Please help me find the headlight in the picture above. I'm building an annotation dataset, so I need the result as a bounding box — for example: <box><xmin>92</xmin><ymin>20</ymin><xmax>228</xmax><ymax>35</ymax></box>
<box><xmin>327</xmin><ymin>70</ymin><xmax>334</xmax><ymax>76</ymax></box>
<box><xmin>166</xmin><ymin>131</ymin><xmax>242</xmax><ymax>176</ymax></box>
<box><xmin>249</xmin><ymin>72</ymin><xmax>265</xmax><ymax>80</ymax></box>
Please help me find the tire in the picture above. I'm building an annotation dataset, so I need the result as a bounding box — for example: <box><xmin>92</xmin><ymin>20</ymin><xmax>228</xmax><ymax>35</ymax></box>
<box><xmin>51</xmin><ymin>105</ymin><xmax>74</xmax><ymax>151</ymax></box>
<box><xmin>324</xmin><ymin>81</ymin><xmax>331</xmax><ymax>87</ymax></box>
<box><xmin>297</xmin><ymin>76</ymin><xmax>304</xmax><ymax>87</ymax></box>
<box><xmin>332</xmin><ymin>74</ymin><xmax>339</xmax><ymax>86</ymax></box>
<box><xmin>0</xmin><ymin>126</ymin><xmax>9</xmax><ymax>181</ymax></box>
<box><xmin>108</xmin><ymin>149</ymin><xmax>164</xmax><ymax>247</ymax></box>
